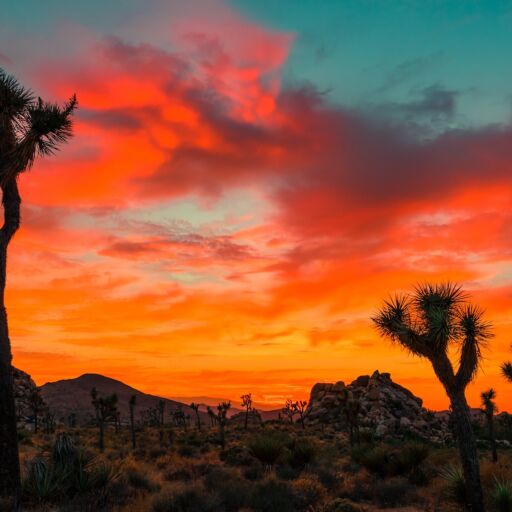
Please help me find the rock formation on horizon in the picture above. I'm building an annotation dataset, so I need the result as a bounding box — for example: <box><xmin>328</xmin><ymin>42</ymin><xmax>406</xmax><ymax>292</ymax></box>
<box><xmin>305</xmin><ymin>370</ymin><xmax>451</xmax><ymax>443</ymax></box>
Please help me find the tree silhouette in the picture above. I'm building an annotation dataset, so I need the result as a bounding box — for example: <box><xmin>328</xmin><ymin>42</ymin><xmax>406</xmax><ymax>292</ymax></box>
<box><xmin>215</xmin><ymin>401</ymin><xmax>231</xmax><ymax>449</ymax></box>
<box><xmin>373</xmin><ymin>283</ymin><xmax>491</xmax><ymax>512</ymax></box>
<box><xmin>91</xmin><ymin>387</ymin><xmax>118</xmax><ymax>452</ymax></box>
<box><xmin>0</xmin><ymin>68</ymin><xmax>76</xmax><ymax>502</ymax></box>
<box><xmin>27</xmin><ymin>387</ymin><xmax>45</xmax><ymax>434</ymax></box>
<box><xmin>190</xmin><ymin>402</ymin><xmax>201</xmax><ymax>430</ymax></box>
<box><xmin>129</xmin><ymin>395</ymin><xmax>137</xmax><ymax>449</ymax></box>
<box><xmin>240</xmin><ymin>393</ymin><xmax>252</xmax><ymax>429</ymax></box>
<box><xmin>480</xmin><ymin>388</ymin><xmax>498</xmax><ymax>463</ymax></box>
<box><xmin>293</xmin><ymin>400</ymin><xmax>308</xmax><ymax>429</ymax></box>
<box><xmin>282</xmin><ymin>399</ymin><xmax>297</xmax><ymax>424</ymax></box>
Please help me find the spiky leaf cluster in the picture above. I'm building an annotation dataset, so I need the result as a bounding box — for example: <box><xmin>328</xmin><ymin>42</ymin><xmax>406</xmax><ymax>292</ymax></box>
<box><xmin>372</xmin><ymin>283</ymin><xmax>493</xmax><ymax>390</ymax></box>
<box><xmin>0</xmin><ymin>68</ymin><xmax>76</xmax><ymax>182</ymax></box>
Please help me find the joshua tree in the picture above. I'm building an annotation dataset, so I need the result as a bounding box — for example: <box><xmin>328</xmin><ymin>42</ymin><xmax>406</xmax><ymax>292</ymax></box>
<box><xmin>292</xmin><ymin>400</ymin><xmax>308</xmax><ymax>429</ymax></box>
<box><xmin>216</xmin><ymin>401</ymin><xmax>231</xmax><ymax>449</ymax></box>
<box><xmin>190</xmin><ymin>402</ymin><xmax>201</xmax><ymax>430</ymax></box>
<box><xmin>91</xmin><ymin>387</ymin><xmax>118</xmax><ymax>452</ymax></box>
<box><xmin>173</xmin><ymin>404</ymin><xmax>187</xmax><ymax>428</ymax></box>
<box><xmin>207</xmin><ymin>405</ymin><xmax>216</xmax><ymax>427</ymax></box>
<box><xmin>373</xmin><ymin>283</ymin><xmax>491</xmax><ymax>512</ymax></box>
<box><xmin>501</xmin><ymin>359</ymin><xmax>512</xmax><ymax>384</ymax></box>
<box><xmin>0</xmin><ymin>69</ymin><xmax>76</xmax><ymax>502</ymax></box>
<box><xmin>28</xmin><ymin>387</ymin><xmax>45</xmax><ymax>434</ymax></box>
<box><xmin>282</xmin><ymin>399</ymin><xmax>298</xmax><ymax>424</ymax></box>
<box><xmin>241</xmin><ymin>393</ymin><xmax>252</xmax><ymax>429</ymax></box>
<box><xmin>481</xmin><ymin>388</ymin><xmax>498</xmax><ymax>463</ymax></box>
<box><xmin>157</xmin><ymin>399</ymin><xmax>165</xmax><ymax>447</ymax></box>
<box><xmin>129</xmin><ymin>395</ymin><xmax>137</xmax><ymax>449</ymax></box>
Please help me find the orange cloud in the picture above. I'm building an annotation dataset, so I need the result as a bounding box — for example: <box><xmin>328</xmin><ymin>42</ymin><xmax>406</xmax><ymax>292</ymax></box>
<box><xmin>2</xmin><ymin>1</ymin><xmax>512</xmax><ymax>412</ymax></box>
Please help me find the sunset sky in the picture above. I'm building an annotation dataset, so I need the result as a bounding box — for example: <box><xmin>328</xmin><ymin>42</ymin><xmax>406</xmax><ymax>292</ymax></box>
<box><xmin>2</xmin><ymin>0</ymin><xmax>512</xmax><ymax>411</ymax></box>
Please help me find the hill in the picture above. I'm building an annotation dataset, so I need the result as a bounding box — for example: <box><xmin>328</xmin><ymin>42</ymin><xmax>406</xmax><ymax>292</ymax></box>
<box><xmin>40</xmin><ymin>373</ymin><xmax>209</xmax><ymax>426</ymax></box>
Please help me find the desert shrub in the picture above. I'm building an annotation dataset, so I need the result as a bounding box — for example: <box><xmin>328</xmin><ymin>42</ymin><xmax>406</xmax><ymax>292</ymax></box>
<box><xmin>492</xmin><ymin>478</ymin><xmax>512</xmax><ymax>512</ymax></box>
<box><xmin>440</xmin><ymin>465</ymin><xmax>468</xmax><ymax>510</ymax></box>
<box><xmin>321</xmin><ymin>498</ymin><xmax>363</xmax><ymax>512</ymax></box>
<box><xmin>177</xmin><ymin>444</ymin><xmax>198</xmax><ymax>458</ymax></box>
<box><xmin>204</xmin><ymin>467</ymin><xmax>251</xmax><ymax>511</ymax></box>
<box><xmin>53</xmin><ymin>432</ymin><xmax>78</xmax><ymax>469</ymax></box>
<box><xmin>151</xmin><ymin>482</ymin><xmax>218</xmax><ymax>512</ymax></box>
<box><xmin>244</xmin><ymin>464</ymin><xmax>264</xmax><ymax>481</ymax></box>
<box><xmin>125</xmin><ymin>466</ymin><xmax>158</xmax><ymax>492</ymax></box>
<box><xmin>351</xmin><ymin>441</ymin><xmax>428</xmax><ymax>479</ymax></box>
<box><xmin>288</xmin><ymin>438</ymin><xmax>317</xmax><ymax>469</ymax></box>
<box><xmin>292</xmin><ymin>475</ymin><xmax>326</xmax><ymax>510</ymax></box>
<box><xmin>163</xmin><ymin>466</ymin><xmax>194</xmax><ymax>482</ymax></box>
<box><xmin>372</xmin><ymin>477</ymin><xmax>412</xmax><ymax>507</ymax></box>
<box><xmin>276</xmin><ymin>464</ymin><xmax>301</xmax><ymax>480</ymax></box>
<box><xmin>249</xmin><ymin>478</ymin><xmax>296</xmax><ymax>512</ymax></box>
<box><xmin>248</xmin><ymin>433</ymin><xmax>286</xmax><ymax>468</ymax></box>
<box><xmin>220</xmin><ymin>442</ymin><xmax>254</xmax><ymax>466</ymax></box>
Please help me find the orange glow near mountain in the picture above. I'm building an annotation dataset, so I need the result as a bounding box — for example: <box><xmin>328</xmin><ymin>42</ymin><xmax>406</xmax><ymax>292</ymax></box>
<box><xmin>3</xmin><ymin>1</ymin><xmax>512</xmax><ymax>411</ymax></box>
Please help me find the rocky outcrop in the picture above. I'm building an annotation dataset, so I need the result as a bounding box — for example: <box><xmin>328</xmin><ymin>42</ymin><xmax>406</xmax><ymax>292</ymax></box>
<box><xmin>305</xmin><ymin>370</ymin><xmax>450</xmax><ymax>443</ymax></box>
<box><xmin>13</xmin><ymin>367</ymin><xmax>44</xmax><ymax>423</ymax></box>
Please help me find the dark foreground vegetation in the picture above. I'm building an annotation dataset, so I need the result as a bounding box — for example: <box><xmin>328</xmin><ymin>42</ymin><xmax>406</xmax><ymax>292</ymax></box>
<box><xmin>12</xmin><ymin>418</ymin><xmax>512</xmax><ymax>512</ymax></box>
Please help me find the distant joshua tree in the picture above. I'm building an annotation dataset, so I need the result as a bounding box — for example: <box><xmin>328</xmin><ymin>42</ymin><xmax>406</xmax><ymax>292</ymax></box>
<box><xmin>293</xmin><ymin>400</ymin><xmax>308</xmax><ymax>429</ymax></box>
<box><xmin>0</xmin><ymin>68</ymin><xmax>76</xmax><ymax>502</ymax></box>
<box><xmin>190</xmin><ymin>402</ymin><xmax>201</xmax><ymax>430</ymax></box>
<box><xmin>240</xmin><ymin>393</ymin><xmax>253</xmax><ymax>429</ymax></box>
<box><xmin>501</xmin><ymin>349</ymin><xmax>512</xmax><ymax>384</ymax></box>
<box><xmin>216</xmin><ymin>401</ymin><xmax>231</xmax><ymax>449</ymax></box>
<box><xmin>27</xmin><ymin>388</ymin><xmax>45</xmax><ymax>434</ymax></box>
<box><xmin>91</xmin><ymin>387</ymin><xmax>118</xmax><ymax>452</ymax></box>
<box><xmin>480</xmin><ymin>388</ymin><xmax>498</xmax><ymax>463</ymax></box>
<box><xmin>129</xmin><ymin>395</ymin><xmax>137</xmax><ymax>449</ymax></box>
<box><xmin>373</xmin><ymin>283</ymin><xmax>492</xmax><ymax>512</ymax></box>
<box><xmin>206</xmin><ymin>406</ymin><xmax>217</xmax><ymax>427</ymax></box>
<box><xmin>282</xmin><ymin>399</ymin><xmax>298</xmax><ymax>424</ymax></box>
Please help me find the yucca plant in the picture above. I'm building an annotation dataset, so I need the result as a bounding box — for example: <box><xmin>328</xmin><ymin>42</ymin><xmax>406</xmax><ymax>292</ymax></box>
<box><xmin>492</xmin><ymin>478</ymin><xmax>512</xmax><ymax>512</ymax></box>
<box><xmin>0</xmin><ymin>68</ymin><xmax>76</xmax><ymax>503</ymax></box>
<box><xmin>22</xmin><ymin>458</ymin><xmax>65</xmax><ymax>505</ymax></box>
<box><xmin>440</xmin><ymin>465</ymin><xmax>468</xmax><ymax>510</ymax></box>
<box><xmin>373</xmin><ymin>283</ymin><xmax>491</xmax><ymax>512</ymax></box>
<box><xmin>501</xmin><ymin>361</ymin><xmax>512</xmax><ymax>384</ymax></box>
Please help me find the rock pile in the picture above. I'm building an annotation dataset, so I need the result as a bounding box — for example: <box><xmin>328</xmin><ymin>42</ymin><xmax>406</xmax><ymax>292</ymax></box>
<box><xmin>13</xmin><ymin>367</ymin><xmax>44</xmax><ymax>423</ymax></box>
<box><xmin>305</xmin><ymin>370</ymin><xmax>450</xmax><ymax>443</ymax></box>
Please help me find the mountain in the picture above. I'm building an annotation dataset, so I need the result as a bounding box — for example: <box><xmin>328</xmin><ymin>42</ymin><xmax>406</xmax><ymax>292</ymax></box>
<box><xmin>40</xmin><ymin>373</ymin><xmax>208</xmax><ymax>426</ymax></box>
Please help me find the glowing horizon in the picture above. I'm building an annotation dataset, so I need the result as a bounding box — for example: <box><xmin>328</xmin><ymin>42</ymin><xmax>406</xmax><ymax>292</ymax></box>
<box><xmin>2</xmin><ymin>0</ymin><xmax>512</xmax><ymax>412</ymax></box>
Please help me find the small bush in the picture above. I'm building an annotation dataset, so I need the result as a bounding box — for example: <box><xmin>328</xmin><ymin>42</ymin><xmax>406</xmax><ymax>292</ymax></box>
<box><xmin>288</xmin><ymin>439</ymin><xmax>317</xmax><ymax>469</ymax></box>
<box><xmin>151</xmin><ymin>482</ymin><xmax>218</xmax><ymax>512</ymax></box>
<box><xmin>372</xmin><ymin>477</ymin><xmax>412</xmax><ymax>507</ymax></box>
<box><xmin>125</xmin><ymin>466</ymin><xmax>158</xmax><ymax>492</ymax></box>
<box><xmin>492</xmin><ymin>478</ymin><xmax>512</xmax><ymax>512</ymax></box>
<box><xmin>321</xmin><ymin>498</ymin><xmax>363</xmax><ymax>512</ymax></box>
<box><xmin>440</xmin><ymin>465</ymin><xmax>467</xmax><ymax>509</ymax></box>
<box><xmin>248</xmin><ymin>433</ymin><xmax>286</xmax><ymax>468</ymax></box>
<box><xmin>249</xmin><ymin>478</ymin><xmax>296</xmax><ymax>512</ymax></box>
<box><xmin>292</xmin><ymin>475</ymin><xmax>326</xmax><ymax>510</ymax></box>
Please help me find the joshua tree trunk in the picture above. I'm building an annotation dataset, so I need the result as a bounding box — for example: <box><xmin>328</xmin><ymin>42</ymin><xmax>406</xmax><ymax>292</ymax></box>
<box><xmin>486</xmin><ymin>414</ymin><xmax>498</xmax><ymax>463</ymax></box>
<box><xmin>130</xmin><ymin>404</ymin><xmax>136</xmax><ymax>449</ymax></box>
<box><xmin>0</xmin><ymin>178</ymin><xmax>21</xmax><ymax>504</ymax></box>
<box><xmin>450</xmin><ymin>391</ymin><xmax>485</xmax><ymax>512</ymax></box>
<box><xmin>99</xmin><ymin>419</ymin><xmax>105</xmax><ymax>452</ymax></box>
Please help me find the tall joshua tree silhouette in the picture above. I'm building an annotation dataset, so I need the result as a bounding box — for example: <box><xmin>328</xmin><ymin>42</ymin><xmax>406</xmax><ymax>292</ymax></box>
<box><xmin>0</xmin><ymin>69</ymin><xmax>76</xmax><ymax>503</ymax></box>
<box><xmin>373</xmin><ymin>283</ymin><xmax>491</xmax><ymax>512</ymax></box>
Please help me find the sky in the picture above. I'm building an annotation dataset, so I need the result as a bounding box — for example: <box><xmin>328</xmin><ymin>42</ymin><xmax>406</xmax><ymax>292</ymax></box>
<box><xmin>1</xmin><ymin>0</ymin><xmax>512</xmax><ymax>411</ymax></box>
